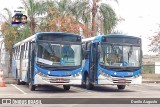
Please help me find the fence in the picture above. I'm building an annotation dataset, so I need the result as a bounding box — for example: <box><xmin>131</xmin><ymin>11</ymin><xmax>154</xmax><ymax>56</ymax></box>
<box><xmin>0</xmin><ymin>52</ymin><xmax>10</xmax><ymax>78</ymax></box>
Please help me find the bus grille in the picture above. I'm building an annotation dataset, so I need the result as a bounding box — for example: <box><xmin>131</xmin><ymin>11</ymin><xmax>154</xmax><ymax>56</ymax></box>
<box><xmin>113</xmin><ymin>79</ymin><xmax>132</xmax><ymax>84</ymax></box>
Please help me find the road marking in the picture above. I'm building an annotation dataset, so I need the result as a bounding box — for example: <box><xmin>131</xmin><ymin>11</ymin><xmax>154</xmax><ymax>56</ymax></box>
<box><xmin>0</xmin><ymin>94</ymin><xmax>22</xmax><ymax>95</ymax></box>
<box><xmin>11</xmin><ymin>84</ymin><xmax>27</xmax><ymax>94</ymax></box>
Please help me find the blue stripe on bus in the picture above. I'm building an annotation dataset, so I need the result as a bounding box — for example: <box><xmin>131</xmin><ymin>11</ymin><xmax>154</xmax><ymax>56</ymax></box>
<box><xmin>35</xmin><ymin>64</ymin><xmax>82</xmax><ymax>76</ymax></box>
<box><xmin>98</xmin><ymin>66</ymin><xmax>142</xmax><ymax>77</ymax></box>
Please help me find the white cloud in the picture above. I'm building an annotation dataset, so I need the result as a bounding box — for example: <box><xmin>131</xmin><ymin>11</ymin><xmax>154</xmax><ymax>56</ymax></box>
<box><xmin>109</xmin><ymin>0</ymin><xmax>160</xmax><ymax>55</ymax></box>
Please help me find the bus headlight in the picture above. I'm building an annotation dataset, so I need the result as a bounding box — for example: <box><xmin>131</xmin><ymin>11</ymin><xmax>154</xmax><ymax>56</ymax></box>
<box><xmin>99</xmin><ymin>70</ymin><xmax>110</xmax><ymax>77</ymax></box>
<box><xmin>73</xmin><ymin>70</ymin><xmax>82</xmax><ymax>77</ymax></box>
<box><xmin>35</xmin><ymin>68</ymin><xmax>47</xmax><ymax>77</ymax></box>
<box><xmin>134</xmin><ymin>74</ymin><xmax>140</xmax><ymax>78</ymax></box>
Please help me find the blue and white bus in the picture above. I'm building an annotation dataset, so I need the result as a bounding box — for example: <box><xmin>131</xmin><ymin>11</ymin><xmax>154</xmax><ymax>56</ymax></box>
<box><xmin>82</xmin><ymin>34</ymin><xmax>142</xmax><ymax>90</ymax></box>
<box><xmin>12</xmin><ymin>32</ymin><xmax>82</xmax><ymax>91</ymax></box>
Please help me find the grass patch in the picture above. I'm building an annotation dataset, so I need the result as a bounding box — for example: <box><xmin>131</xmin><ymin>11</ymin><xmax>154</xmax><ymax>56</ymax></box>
<box><xmin>142</xmin><ymin>65</ymin><xmax>155</xmax><ymax>74</ymax></box>
<box><xmin>142</xmin><ymin>74</ymin><xmax>160</xmax><ymax>79</ymax></box>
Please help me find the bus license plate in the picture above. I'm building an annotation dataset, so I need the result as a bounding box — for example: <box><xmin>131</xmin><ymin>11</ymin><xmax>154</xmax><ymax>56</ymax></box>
<box><xmin>50</xmin><ymin>78</ymin><xmax>70</xmax><ymax>83</ymax></box>
<box><xmin>118</xmin><ymin>79</ymin><xmax>126</xmax><ymax>83</ymax></box>
<box><xmin>56</xmin><ymin>78</ymin><xmax>64</xmax><ymax>82</ymax></box>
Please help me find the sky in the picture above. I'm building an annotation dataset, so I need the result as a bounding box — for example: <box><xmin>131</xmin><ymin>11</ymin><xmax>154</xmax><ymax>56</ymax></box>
<box><xmin>108</xmin><ymin>0</ymin><xmax>160</xmax><ymax>55</ymax></box>
<box><xmin>0</xmin><ymin>0</ymin><xmax>160</xmax><ymax>55</ymax></box>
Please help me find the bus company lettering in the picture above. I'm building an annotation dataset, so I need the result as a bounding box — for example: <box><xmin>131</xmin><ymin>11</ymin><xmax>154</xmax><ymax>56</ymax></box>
<box><xmin>12</xmin><ymin>99</ymin><xmax>42</xmax><ymax>104</ymax></box>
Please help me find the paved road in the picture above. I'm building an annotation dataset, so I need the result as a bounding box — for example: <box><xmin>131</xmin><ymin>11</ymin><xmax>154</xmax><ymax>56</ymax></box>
<box><xmin>0</xmin><ymin>83</ymin><xmax>160</xmax><ymax>107</ymax></box>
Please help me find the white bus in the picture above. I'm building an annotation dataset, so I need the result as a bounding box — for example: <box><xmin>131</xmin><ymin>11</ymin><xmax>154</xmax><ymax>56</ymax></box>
<box><xmin>12</xmin><ymin>32</ymin><xmax>82</xmax><ymax>91</ymax></box>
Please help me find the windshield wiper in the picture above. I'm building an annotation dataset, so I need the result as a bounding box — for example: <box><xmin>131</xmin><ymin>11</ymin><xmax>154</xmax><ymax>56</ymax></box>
<box><xmin>127</xmin><ymin>46</ymin><xmax>133</xmax><ymax>63</ymax></box>
<box><xmin>47</xmin><ymin>42</ymin><xmax>55</xmax><ymax>56</ymax></box>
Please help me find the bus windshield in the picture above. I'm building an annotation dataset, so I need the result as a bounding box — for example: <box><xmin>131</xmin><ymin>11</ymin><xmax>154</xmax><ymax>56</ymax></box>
<box><xmin>100</xmin><ymin>44</ymin><xmax>141</xmax><ymax>67</ymax></box>
<box><xmin>36</xmin><ymin>42</ymin><xmax>81</xmax><ymax>66</ymax></box>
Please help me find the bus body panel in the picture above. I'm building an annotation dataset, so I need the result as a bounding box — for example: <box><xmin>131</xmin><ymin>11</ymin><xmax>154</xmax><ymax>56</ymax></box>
<box><xmin>98</xmin><ymin>75</ymin><xmax>142</xmax><ymax>85</ymax></box>
<box><xmin>34</xmin><ymin>73</ymin><xmax>82</xmax><ymax>85</ymax></box>
<box><xmin>82</xmin><ymin>34</ymin><xmax>142</xmax><ymax>86</ymax></box>
<box><xmin>12</xmin><ymin>32</ymin><xmax>82</xmax><ymax>87</ymax></box>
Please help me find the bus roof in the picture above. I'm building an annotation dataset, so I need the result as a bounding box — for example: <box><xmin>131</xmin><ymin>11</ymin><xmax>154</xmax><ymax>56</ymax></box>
<box><xmin>13</xmin><ymin>34</ymin><xmax>36</xmax><ymax>47</ymax></box>
<box><xmin>82</xmin><ymin>37</ymin><xmax>95</xmax><ymax>42</ymax></box>
<box><xmin>36</xmin><ymin>32</ymin><xmax>81</xmax><ymax>37</ymax></box>
<box><xmin>13</xmin><ymin>32</ymin><xmax>82</xmax><ymax>48</ymax></box>
<box><xmin>82</xmin><ymin>34</ymin><xmax>141</xmax><ymax>43</ymax></box>
<box><xmin>105</xmin><ymin>34</ymin><xmax>141</xmax><ymax>39</ymax></box>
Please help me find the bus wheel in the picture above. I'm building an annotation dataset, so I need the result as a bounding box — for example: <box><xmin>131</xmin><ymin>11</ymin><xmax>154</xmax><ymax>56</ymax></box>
<box><xmin>82</xmin><ymin>78</ymin><xmax>86</xmax><ymax>88</ymax></box>
<box><xmin>17</xmin><ymin>79</ymin><xmax>21</xmax><ymax>85</ymax></box>
<box><xmin>117</xmin><ymin>85</ymin><xmax>126</xmax><ymax>90</ymax></box>
<box><xmin>86</xmin><ymin>76</ymin><xmax>94</xmax><ymax>90</ymax></box>
<box><xmin>29</xmin><ymin>82</ymin><xmax>35</xmax><ymax>91</ymax></box>
<box><xmin>21</xmin><ymin>81</ymin><xmax>26</xmax><ymax>85</ymax></box>
<box><xmin>63</xmin><ymin>85</ymin><xmax>70</xmax><ymax>91</ymax></box>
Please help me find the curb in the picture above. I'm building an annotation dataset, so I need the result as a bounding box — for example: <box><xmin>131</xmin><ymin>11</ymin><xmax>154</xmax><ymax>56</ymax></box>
<box><xmin>4</xmin><ymin>78</ymin><xmax>160</xmax><ymax>84</ymax></box>
<box><xmin>5</xmin><ymin>80</ymin><xmax>17</xmax><ymax>84</ymax></box>
<box><xmin>4</xmin><ymin>78</ymin><xmax>17</xmax><ymax>84</ymax></box>
<box><xmin>142</xmin><ymin>80</ymin><xmax>160</xmax><ymax>83</ymax></box>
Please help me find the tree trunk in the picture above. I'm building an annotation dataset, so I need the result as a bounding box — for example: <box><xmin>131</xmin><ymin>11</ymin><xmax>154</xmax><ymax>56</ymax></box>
<box><xmin>91</xmin><ymin>0</ymin><xmax>98</xmax><ymax>37</ymax></box>
<box><xmin>30</xmin><ymin>17</ymin><xmax>35</xmax><ymax>35</ymax></box>
<box><xmin>9</xmin><ymin>49</ymin><xmax>13</xmax><ymax>74</ymax></box>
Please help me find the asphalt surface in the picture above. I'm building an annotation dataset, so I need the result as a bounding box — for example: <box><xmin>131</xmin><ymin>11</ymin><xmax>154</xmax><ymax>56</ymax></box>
<box><xmin>0</xmin><ymin>83</ymin><xmax>160</xmax><ymax>107</ymax></box>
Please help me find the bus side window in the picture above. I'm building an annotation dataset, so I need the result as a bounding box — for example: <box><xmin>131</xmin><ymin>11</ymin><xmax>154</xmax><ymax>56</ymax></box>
<box><xmin>84</xmin><ymin>42</ymin><xmax>91</xmax><ymax>59</ymax></box>
<box><xmin>26</xmin><ymin>42</ymin><xmax>28</xmax><ymax>58</ymax></box>
<box><xmin>23</xmin><ymin>45</ymin><xmax>25</xmax><ymax>59</ymax></box>
<box><xmin>82</xmin><ymin>43</ymin><xmax>86</xmax><ymax>59</ymax></box>
<box><xmin>17</xmin><ymin>47</ymin><xmax>19</xmax><ymax>59</ymax></box>
<box><xmin>14</xmin><ymin>48</ymin><xmax>16</xmax><ymax>60</ymax></box>
<box><xmin>21</xmin><ymin>45</ymin><xmax>24</xmax><ymax>59</ymax></box>
<box><xmin>19</xmin><ymin>46</ymin><xmax>21</xmax><ymax>60</ymax></box>
<box><xmin>13</xmin><ymin>48</ymin><xmax>15</xmax><ymax>60</ymax></box>
<box><xmin>24</xmin><ymin>43</ymin><xmax>26</xmax><ymax>59</ymax></box>
<box><xmin>15</xmin><ymin>47</ymin><xmax>17</xmax><ymax>60</ymax></box>
<box><xmin>18</xmin><ymin>46</ymin><xmax>20</xmax><ymax>60</ymax></box>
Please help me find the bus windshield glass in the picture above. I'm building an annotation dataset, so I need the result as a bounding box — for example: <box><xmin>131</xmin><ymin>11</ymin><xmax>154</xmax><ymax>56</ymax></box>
<box><xmin>36</xmin><ymin>42</ymin><xmax>81</xmax><ymax>66</ymax></box>
<box><xmin>100</xmin><ymin>44</ymin><xmax>141</xmax><ymax>67</ymax></box>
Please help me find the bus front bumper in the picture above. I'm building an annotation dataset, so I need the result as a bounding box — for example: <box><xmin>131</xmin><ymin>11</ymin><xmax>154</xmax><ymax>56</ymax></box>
<box><xmin>98</xmin><ymin>75</ymin><xmax>142</xmax><ymax>85</ymax></box>
<box><xmin>34</xmin><ymin>74</ymin><xmax>82</xmax><ymax>85</ymax></box>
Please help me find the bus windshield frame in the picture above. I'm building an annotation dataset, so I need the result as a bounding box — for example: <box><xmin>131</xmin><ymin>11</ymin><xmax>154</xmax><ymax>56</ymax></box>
<box><xmin>99</xmin><ymin>43</ymin><xmax>142</xmax><ymax>69</ymax></box>
<box><xmin>36</xmin><ymin>40</ymin><xmax>82</xmax><ymax>69</ymax></box>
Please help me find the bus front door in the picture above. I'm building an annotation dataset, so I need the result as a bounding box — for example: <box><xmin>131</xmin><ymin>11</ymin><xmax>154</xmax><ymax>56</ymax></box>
<box><xmin>89</xmin><ymin>43</ymin><xmax>98</xmax><ymax>84</ymax></box>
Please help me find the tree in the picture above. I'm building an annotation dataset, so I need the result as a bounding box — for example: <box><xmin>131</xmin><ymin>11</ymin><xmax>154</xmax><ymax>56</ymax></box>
<box><xmin>21</xmin><ymin>0</ymin><xmax>48</xmax><ymax>35</ymax></box>
<box><xmin>149</xmin><ymin>32</ymin><xmax>160</xmax><ymax>53</ymax></box>
<box><xmin>0</xmin><ymin>8</ymin><xmax>31</xmax><ymax>72</ymax></box>
<box><xmin>71</xmin><ymin>0</ymin><xmax>118</xmax><ymax>37</ymax></box>
<box><xmin>39</xmin><ymin>0</ymin><xmax>89</xmax><ymax>35</ymax></box>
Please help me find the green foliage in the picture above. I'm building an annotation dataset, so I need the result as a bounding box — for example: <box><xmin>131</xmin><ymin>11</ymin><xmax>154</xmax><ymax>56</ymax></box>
<box><xmin>1</xmin><ymin>0</ymin><xmax>119</xmax><ymax>52</ymax></box>
<box><xmin>15</xmin><ymin>25</ymin><xmax>31</xmax><ymax>43</ymax></box>
<box><xmin>100</xmin><ymin>3</ymin><xmax>117</xmax><ymax>34</ymax></box>
<box><xmin>142</xmin><ymin>65</ymin><xmax>155</xmax><ymax>74</ymax></box>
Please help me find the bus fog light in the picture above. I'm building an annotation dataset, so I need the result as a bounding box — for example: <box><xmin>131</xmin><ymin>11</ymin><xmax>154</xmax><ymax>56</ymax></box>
<box><xmin>135</xmin><ymin>75</ymin><xmax>139</xmax><ymax>78</ymax></box>
<box><xmin>48</xmin><ymin>71</ymin><xmax>51</xmax><ymax>75</ymax></box>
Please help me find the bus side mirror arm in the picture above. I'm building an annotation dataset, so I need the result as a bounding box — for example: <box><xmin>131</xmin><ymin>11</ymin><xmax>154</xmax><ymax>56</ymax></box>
<box><xmin>83</xmin><ymin>50</ymin><xmax>89</xmax><ymax>59</ymax></box>
<box><xmin>98</xmin><ymin>44</ymin><xmax>101</xmax><ymax>59</ymax></box>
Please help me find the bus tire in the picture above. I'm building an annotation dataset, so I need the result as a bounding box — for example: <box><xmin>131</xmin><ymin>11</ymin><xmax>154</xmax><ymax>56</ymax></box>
<box><xmin>21</xmin><ymin>81</ymin><xmax>26</xmax><ymax>85</ymax></box>
<box><xmin>86</xmin><ymin>76</ymin><xmax>94</xmax><ymax>90</ymax></box>
<box><xmin>17</xmin><ymin>79</ymin><xmax>21</xmax><ymax>85</ymax></box>
<box><xmin>16</xmin><ymin>70</ymin><xmax>21</xmax><ymax>85</ymax></box>
<box><xmin>63</xmin><ymin>85</ymin><xmax>70</xmax><ymax>91</ymax></box>
<box><xmin>29</xmin><ymin>82</ymin><xmax>35</xmax><ymax>91</ymax></box>
<box><xmin>82</xmin><ymin>74</ymin><xmax>87</xmax><ymax>88</ymax></box>
<box><xmin>117</xmin><ymin>85</ymin><xmax>126</xmax><ymax>90</ymax></box>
